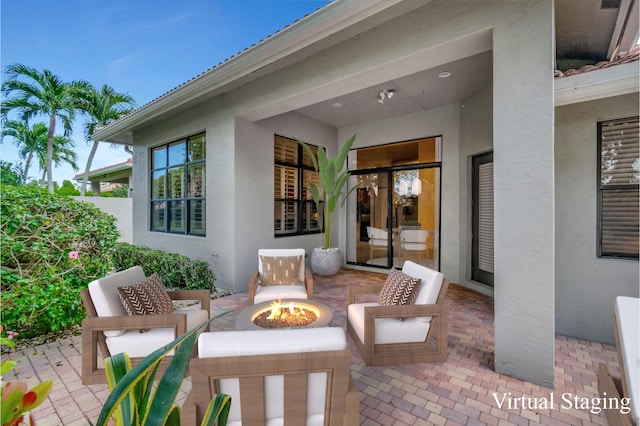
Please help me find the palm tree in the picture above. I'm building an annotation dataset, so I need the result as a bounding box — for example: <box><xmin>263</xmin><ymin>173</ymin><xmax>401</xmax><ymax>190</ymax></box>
<box><xmin>1</xmin><ymin>119</ymin><xmax>48</xmax><ymax>183</ymax></box>
<box><xmin>37</xmin><ymin>135</ymin><xmax>79</xmax><ymax>181</ymax></box>
<box><xmin>1</xmin><ymin>64</ymin><xmax>90</xmax><ymax>192</ymax></box>
<box><xmin>74</xmin><ymin>84</ymin><xmax>136</xmax><ymax>195</ymax></box>
<box><xmin>1</xmin><ymin>119</ymin><xmax>78</xmax><ymax>184</ymax></box>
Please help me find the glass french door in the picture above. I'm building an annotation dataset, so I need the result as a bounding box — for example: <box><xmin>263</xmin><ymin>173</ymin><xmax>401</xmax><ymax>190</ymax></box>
<box><xmin>346</xmin><ymin>137</ymin><xmax>441</xmax><ymax>270</ymax></box>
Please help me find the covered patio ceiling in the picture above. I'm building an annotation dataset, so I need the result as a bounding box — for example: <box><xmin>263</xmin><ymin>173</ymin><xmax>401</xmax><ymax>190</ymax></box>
<box><xmin>296</xmin><ymin>51</ymin><xmax>492</xmax><ymax>129</ymax></box>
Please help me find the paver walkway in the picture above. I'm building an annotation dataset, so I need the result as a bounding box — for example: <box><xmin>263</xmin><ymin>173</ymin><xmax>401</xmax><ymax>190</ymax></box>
<box><xmin>5</xmin><ymin>268</ymin><xmax>620</xmax><ymax>425</ymax></box>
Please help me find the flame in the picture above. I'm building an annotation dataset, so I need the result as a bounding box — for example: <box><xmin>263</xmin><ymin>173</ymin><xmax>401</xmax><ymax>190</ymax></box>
<box><xmin>267</xmin><ymin>300</ymin><xmax>312</xmax><ymax>321</ymax></box>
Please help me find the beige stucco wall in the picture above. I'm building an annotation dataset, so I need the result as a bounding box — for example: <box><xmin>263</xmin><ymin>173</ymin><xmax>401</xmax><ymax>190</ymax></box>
<box><xmin>74</xmin><ymin>196</ymin><xmax>133</xmax><ymax>243</ymax></box>
<box><xmin>234</xmin><ymin>113</ymin><xmax>338</xmax><ymax>289</ymax></box>
<box><xmin>555</xmin><ymin>92</ymin><xmax>640</xmax><ymax>345</ymax></box>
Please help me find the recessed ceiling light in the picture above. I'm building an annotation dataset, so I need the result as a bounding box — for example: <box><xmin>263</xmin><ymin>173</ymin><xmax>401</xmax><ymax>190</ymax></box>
<box><xmin>332</xmin><ymin>102</ymin><xmax>342</xmax><ymax>108</ymax></box>
<box><xmin>438</xmin><ymin>71</ymin><xmax>451</xmax><ymax>78</ymax></box>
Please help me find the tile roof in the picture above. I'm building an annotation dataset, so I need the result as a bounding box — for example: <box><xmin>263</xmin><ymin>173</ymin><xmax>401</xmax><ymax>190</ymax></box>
<box><xmin>555</xmin><ymin>45</ymin><xmax>640</xmax><ymax>78</ymax></box>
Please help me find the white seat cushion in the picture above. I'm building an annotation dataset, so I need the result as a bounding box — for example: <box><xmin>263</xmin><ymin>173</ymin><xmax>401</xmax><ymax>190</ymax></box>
<box><xmin>198</xmin><ymin>327</ymin><xmax>346</xmax><ymax>424</ymax></box>
<box><xmin>105</xmin><ymin>307</ymin><xmax>208</xmax><ymax>357</ymax></box>
<box><xmin>403</xmin><ymin>261</ymin><xmax>443</xmax><ymax>305</ymax></box>
<box><xmin>254</xmin><ymin>284</ymin><xmax>308</xmax><ymax>304</ymax></box>
<box><xmin>198</xmin><ymin>327</ymin><xmax>347</xmax><ymax>357</ymax></box>
<box><xmin>403</xmin><ymin>261</ymin><xmax>444</xmax><ymax>322</ymax></box>
<box><xmin>615</xmin><ymin>296</ymin><xmax>640</xmax><ymax>424</ymax></box>
<box><xmin>348</xmin><ymin>302</ymin><xmax>430</xmax><ymax>345</ymax></box>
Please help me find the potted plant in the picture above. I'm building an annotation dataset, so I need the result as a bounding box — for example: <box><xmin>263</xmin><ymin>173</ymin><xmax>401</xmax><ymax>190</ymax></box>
<box><xmin>299</xmin><ymin>134</ymin><xmax>358</xmax><ymax>276</ymax></box>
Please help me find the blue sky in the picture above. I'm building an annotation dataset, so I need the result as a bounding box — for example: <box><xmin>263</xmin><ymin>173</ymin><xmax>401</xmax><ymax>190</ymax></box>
<box><xmin>1</xmin><ymin>0</ymin><xmax>328</xmax><ymax>184</ymax></box>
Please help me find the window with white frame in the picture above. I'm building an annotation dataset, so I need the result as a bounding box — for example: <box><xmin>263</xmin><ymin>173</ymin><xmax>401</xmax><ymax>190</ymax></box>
<box><xmin>597</xmin><ymin>117</ymin><xmax>639</xmax><ymax>259</ymax></box>
<box><xmin>150</xmin><ymin>132</ymin><xmax>206</xmax><ymax>236</ymax></box>
<box><xmin>274</xmin><ymin>135</ymin><xmax>321</xmax><ymax>236</ymax></box>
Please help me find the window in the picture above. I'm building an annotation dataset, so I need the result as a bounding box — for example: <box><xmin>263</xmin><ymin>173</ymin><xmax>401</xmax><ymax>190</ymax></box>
<box><xmin>150</xmin><ymin>132</ymin><xmax>206</xmax><ymax>236</ymax></box>
<box><xmin>597</xmin><ymin>117</ymin><xmax>639</xmax><ymax>259</ymax></box>
<box><xmin>274</xmin><ymin>135</ymin><xmax>321</xmax><ymax>236</ymax></box>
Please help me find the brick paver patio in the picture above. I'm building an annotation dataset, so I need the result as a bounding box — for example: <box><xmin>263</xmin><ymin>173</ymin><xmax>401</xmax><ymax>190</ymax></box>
<box><xmin>5</xmin><ymin>268</ymin><xmax>620</xmax><ymax>425</ymax></box>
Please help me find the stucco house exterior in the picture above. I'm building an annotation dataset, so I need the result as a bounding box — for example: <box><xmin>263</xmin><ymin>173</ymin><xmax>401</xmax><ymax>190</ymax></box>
<box><xmin>93</xmin><ymin>0</ymin><xmax>639</xmax><ymax>388</ymax></box>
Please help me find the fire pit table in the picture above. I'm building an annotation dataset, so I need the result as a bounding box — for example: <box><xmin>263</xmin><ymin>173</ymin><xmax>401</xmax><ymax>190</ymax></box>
<box><xmin>235</xmin><ymin>299</ymin><xmax>333</xmax><ymax>330</ymax></box>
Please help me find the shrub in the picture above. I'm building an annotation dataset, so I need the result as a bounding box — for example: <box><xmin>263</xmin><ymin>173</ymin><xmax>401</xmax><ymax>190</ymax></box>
<box><xmin>55</xmin><ymin>179</ymin><xmax>80</xmax><ymax>196</ymax></box>
<box><xmin>1</xmin><ymin>185</ymin><xmax>120</xmax><ymax>337</ymax></box>
<box><xmin>112</xmin><ymin>242</ymin><xmax>216</xmax><ymax>291</ymax></box>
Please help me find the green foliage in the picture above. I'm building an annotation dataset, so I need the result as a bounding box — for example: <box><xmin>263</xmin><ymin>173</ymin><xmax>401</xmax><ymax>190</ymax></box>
<box><xmin>112</xmin><ymin>184</ymin><xmax>130</xmax><ymax>198</ymax></box>
<box><xmin>0</xmin><ymin>185</ymin><xmax>120</xmax><ymax>336</ymax></box>
<box><xmin>96</xmin><ymin>316</ymin><xmax>231</xmax><ymax>426</ymax></box>
<box><xmin>0</xmin><ymin>161</ymin><xmax>23</xmax><ymax>186</ymax></box>
<box><xmin>112</xmin><ymin>243</ymin><xmax>216</xmax><ymax>291</ymax></box>
<box><xmin>299</xmin><ymin>134</ymin><xmax>358</xmax><ymax>248</ymax></box>
<box><xmin>55</xmin><ymin>179</ymin><xmax>80</xmax><ymax>196</ymax></box>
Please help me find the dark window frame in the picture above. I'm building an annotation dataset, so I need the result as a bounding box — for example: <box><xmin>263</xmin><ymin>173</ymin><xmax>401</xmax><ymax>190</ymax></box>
<box><xmin>149</xmin><ymin>132</ymin><xmax>206</xmax><ymax>237</ymax></box>
<box><xmin>596</xmin><ymin>117</ymin><xmax>639</xmax><ymax>259</ymax></box>
<box><xmin>274</xmin><ymin>135</ymin><xmax>321</xmax><ymax>237</ymax></box>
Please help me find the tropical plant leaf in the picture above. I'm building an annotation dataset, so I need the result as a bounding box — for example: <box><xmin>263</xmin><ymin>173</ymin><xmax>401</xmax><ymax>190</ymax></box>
<box><xmin>104</xmin><ymin>353</ymin><xmax>136</xmax><ymax>426</ymax></box>
<box><xmin>297</xmin><ymin>134</ymin><xmax>359</xmax><ymax>248</ymax></box>
<box><xmin>201</xmin><ymin>393</ymin><xmax>232</xmax><ymax>426</ymax></box>
<box><xmin>1</xmin><ymin>359</ymin><xmax>16</xmax><ymax>375</ymax></box>
<box><xmin>335</xmin><ymin>133</ymin><xmax>356</xmax><ymax>170</ymax></box>
<box><xmin>96</xmin><ymin>312</ymin><xmax>229</xmax><ymax>426</ymax></box>
<box><xmin>135</xmin><ymin>364</ymin><xmax>160</xmax><ymax>425</ymax></box>
<box><xmin>164</xmin><ymin>406</ymin><xmax>181</xmax><ymax>426</ymax></box>
<box><xmin>142</xmin><ymin>331</ymin><xmax>198</xmax><ymax>425</ymax></box>
<box><xmin>298</xmin><ymin>140</ymin><xmax>318</xmax><ymax>171</ymax></box>
<box><xmin>28</xmin><ymin>379</ymin><xmax>54</xmax><ymax>413</ymax></box>
<box><xmin>0</xmin><ymin>388</ymin><xmax>23</xmax><ymax>423</ymax></box>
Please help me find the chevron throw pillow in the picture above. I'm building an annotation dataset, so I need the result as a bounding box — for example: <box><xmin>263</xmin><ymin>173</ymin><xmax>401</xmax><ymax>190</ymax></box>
<box><xmin>378</xmin><ymin>269</ymin><xmax>421</xmax><ymax>312</ymax></box>
<box><xmin>260</xmin><ymin>255</ymin><xmax>302</xmax><ymax>285</ymax></box>
<box><xmin>118</xmin><ymin>273</ymin><xmax>175</xmax><ymax>317</ymax></box>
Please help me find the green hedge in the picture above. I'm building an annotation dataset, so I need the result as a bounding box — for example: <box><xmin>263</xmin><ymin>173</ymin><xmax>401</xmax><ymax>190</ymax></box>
<box><xmin>1</xmin><ymin>186</ymin><xmax>120</xmax><ymax>337</ymax></box>
<box><xmin>112</xmin><ymin>242</ymin><xmax>216</xmax><ymax>291</ymax></box>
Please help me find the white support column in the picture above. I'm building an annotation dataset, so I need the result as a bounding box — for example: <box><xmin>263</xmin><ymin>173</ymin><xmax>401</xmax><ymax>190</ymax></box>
<box><xmin>492</xmin><ymin>0</ymin><xmax>555</xmax><ymax>387</ymax></box>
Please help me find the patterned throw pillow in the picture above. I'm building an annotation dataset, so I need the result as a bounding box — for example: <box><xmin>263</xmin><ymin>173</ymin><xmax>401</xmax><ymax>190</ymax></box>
<box><xmin>118</xmin><ymin>273</ymin><xmax>175</xmax><ymax>316</ymax></box>
<box><xmin>260</xmin><ymin>255</ymin><xmax>302</xmax><ymax>285</ymax></box>
<box><xmin>378</xmin><ymin>269</ymin><xmax>421</xmax><ymax>311</ymax></box>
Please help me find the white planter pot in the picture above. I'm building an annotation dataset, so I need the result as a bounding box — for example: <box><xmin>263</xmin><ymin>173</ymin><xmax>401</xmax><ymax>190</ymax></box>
<box><xmin>310</xmin><ymin>247</ymin><xmax>342</xmax><ymax>276</ymax></box>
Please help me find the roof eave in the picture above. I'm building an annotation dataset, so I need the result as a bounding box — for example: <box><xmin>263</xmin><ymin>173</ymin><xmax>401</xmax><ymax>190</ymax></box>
<box><xmin>554</xmin><ymin>61</ymin><xmax>640</xmax><ymax>106</ymax></box>
<box><xmin>93</xmin><ymin>0</ymin><xmax>419</xmax><ymax>144</ymax></box>
<box><xmin>74</xmin><ymin>162</ymin><xmax>132</xmax><ymax>181</ymax></box>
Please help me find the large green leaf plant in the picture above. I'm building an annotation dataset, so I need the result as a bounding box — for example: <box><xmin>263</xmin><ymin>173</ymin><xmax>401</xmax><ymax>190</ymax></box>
<box><xmin>299</xmin><ymin>134</ymin><xmax>358</xmax><ymax>249</ymax></box>
<box><xmin>94</xmin><ymin>315</ymin><xmax>231</xmax><ymax>426</ymax></box>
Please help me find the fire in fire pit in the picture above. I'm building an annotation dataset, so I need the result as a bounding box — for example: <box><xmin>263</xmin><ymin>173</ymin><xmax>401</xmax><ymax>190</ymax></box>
<box><xmin>252</xmin><ymin>300</ymin><xmax>318</xmax><ymax>328</ymax></box>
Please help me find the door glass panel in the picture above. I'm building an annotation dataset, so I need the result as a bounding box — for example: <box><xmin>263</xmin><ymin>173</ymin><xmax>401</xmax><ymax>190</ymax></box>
<box><xmin>393</xmin><ymin>168</ymin><xmax>440</xmax><ymax>270</ymax></box>
<box><xmin>347</xmin><ymin>172</ymin><xmax>393</xmax><ymax>268</ymax></box>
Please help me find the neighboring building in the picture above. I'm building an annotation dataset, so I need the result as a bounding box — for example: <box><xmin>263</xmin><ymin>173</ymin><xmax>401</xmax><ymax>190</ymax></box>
<box><xmin>74</xmin><ymin>158</ymin><xmax>133</xmax><ymax>197</ymax></box>
<box><xmin>93</xmin><ymin>0</ymin><xmax>639</xmax><ymax>388</ymax></box>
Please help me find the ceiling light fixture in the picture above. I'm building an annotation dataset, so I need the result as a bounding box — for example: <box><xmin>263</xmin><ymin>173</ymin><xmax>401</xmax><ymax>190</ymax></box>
<box><xmin>332</xmin><ymin>102</ymin><xmax>343</xmax><ymax>108</ymax></box>
<box><xmin>438</xmin><ymin>71</ymin><xmax>451</xmax><ymax>78</ymax></box>
<box><xmin>377</xmin><ymin>89</ymin><xmax>395</xmax><ymax>104</ymax></box>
